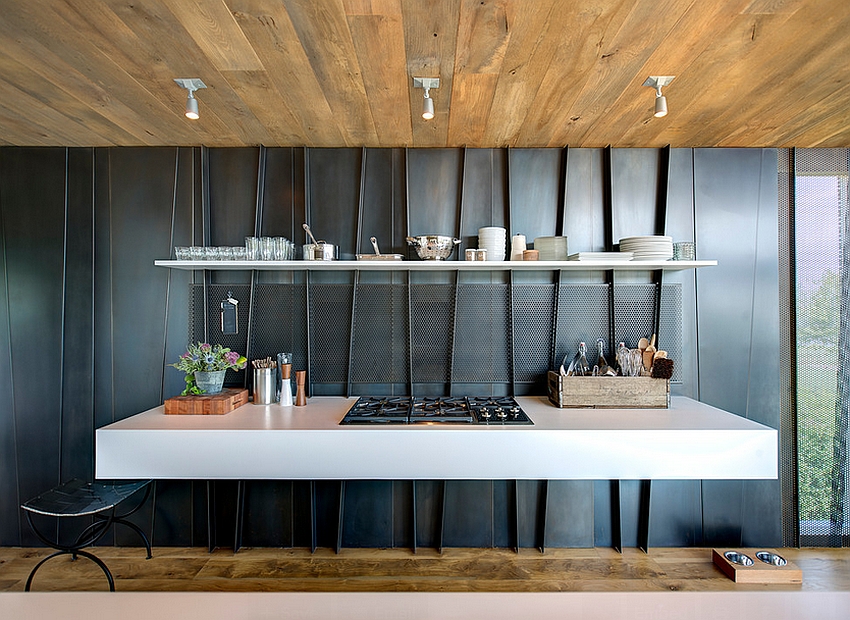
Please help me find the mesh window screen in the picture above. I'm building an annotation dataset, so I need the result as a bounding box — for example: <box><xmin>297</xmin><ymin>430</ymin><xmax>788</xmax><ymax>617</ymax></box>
<box><xmin>795</xmin><ymin>148</ymin><xmax>850</xmax><ymax>545</ymax></box>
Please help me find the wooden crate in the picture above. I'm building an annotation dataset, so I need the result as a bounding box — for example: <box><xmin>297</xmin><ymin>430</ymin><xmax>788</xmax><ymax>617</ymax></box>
<box><xmin>712</xmin><ymin>548</ymin><xmax>802</xmax><ymax>584</ymax></box>
<box><xmin>164</xmin><ymin>388</ymin><xmax>249</xmax><ymax>415</ymax></box>
<box><xmin>547</xmin><ymin>371</ymin><xmax>668</xmax><ymax>409</ymax></box>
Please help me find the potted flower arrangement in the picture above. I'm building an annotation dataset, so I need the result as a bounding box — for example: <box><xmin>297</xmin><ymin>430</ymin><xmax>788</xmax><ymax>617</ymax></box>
<box><xmin>170</xmin><ymin>342</ymin><xmax>247</xmax><ymax>395</ymax></box>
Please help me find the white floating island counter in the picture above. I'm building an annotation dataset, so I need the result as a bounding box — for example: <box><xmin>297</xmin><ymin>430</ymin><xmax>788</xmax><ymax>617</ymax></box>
<box><xmin>96</xmin><ymin>396</ymin><xmax>776</xmax><ymax>482</ymax></box>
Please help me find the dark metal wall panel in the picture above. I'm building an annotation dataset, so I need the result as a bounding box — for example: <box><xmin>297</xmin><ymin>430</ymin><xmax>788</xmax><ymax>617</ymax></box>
<box><xmin>0</xmin><ymin>151</ymin><xmax>19</xmax><ymax>544</ymax></box>
<box><xmin>695</xmin><ymin>148</ymin><xmax>781</xmax><ymax>547</ymax></box>
<box><xmin>359</xmin><ymin>148</ymin><xmax>403</xmax><ymax>255</ymax></box>
<box><xmin>610</xmin><ymin>149</ymin><xmax>661</xmax><ymax>241</ymax></box>
<box><xmin>457</xmin><ymin>149</ymin><xmax>507</xmax><ymax>252</ymax></box>
<box><xmin>0</xmin><ymin>147</ymin><xmax>67</xmax><ymax>545</ymax></box>
<box><xmin>407</xmin><ymin>149</ymin><xmax>463</xmax><ymax>238</ymax></box>
<box><xmin>508</xmin><ymin>149</ymin><xmax>561</xmax><ymax>241</ymax></box>
<box><xmin>60</xmin><ymin>148</ymin><xmax>95</xmax><ymax>486</ymax></box>
<box><xmin>544</xmin><ymin>481</ymin><xmax>595</xmax><ymax>548</ymax></box>
<box><xmin>307</xmin><ymin>148</ymin><xmax>362</xmax><ymax>259</ymax></box>
<box><xmin>666</xmin><ymin>149</ymin><xmax>698</xmax><ymax>397</ymax></box>
<box><xmin>103</xmin><ymin>148</ymin><xmax>181</xmax><ymax>422</ymax></box>
<box><xmin>341</xmin><ymin>481</ymin><xmax>394</xmax><ymax>548</ymax></box>
<box><xmin>563</xmin><ymin>148</ymin><xmax>605</xmax><ymax>254</ymax></box>
<box><xmin>0</xmin><ymin>146</ymin><xmax>783</xmax><ymax>550</ymax></box>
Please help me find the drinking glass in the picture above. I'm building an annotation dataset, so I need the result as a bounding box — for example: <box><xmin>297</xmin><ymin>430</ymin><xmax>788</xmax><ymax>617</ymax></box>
<box><xmin>245</xmin><ymin>236</ymin><xmax>260</xmax><ymax>261</ymax></box>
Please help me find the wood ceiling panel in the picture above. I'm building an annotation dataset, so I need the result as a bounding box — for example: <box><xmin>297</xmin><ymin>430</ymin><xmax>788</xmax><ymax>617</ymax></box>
<box><xmin>0</xmin><ymin>0</ymin><xmax>847</xmax><ymax>147</ymax></box>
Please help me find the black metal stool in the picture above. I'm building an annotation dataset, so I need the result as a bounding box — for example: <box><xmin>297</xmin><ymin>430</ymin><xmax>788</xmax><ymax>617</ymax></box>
<box><xmin>21</xmin><ymin>478</ymin><xmax>152</xmax><ymax>591</ymax></box>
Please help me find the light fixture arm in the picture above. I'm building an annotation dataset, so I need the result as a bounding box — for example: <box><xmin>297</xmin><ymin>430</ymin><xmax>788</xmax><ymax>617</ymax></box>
<box><xmin>174</xmin><ymin>78</ymin><xmax>207</xmax><ymax>120</ymax></box>
<box><xmin>643</xmin><ymin>75</ymin><xmax>675</xmax><ymax>118</ymax></box>
<box><xmin>413</xmin><ymin>77</ymin><xmax>440</xmax><ymax>121</ymax></box>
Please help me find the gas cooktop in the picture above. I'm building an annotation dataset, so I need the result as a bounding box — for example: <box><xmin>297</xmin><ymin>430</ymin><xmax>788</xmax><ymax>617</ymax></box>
<box><xmin>339</xmin><ymin>396</ymin><xmax>533</xmax><ymax>425</ymax></box>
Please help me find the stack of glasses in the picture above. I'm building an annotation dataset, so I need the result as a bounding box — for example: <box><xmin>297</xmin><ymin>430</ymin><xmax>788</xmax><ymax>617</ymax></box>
<box><xmin>477</xmin><ymin>227</ymin><xmax>506</xmax><ymax>261</ymax></box>
<box><xmin>175</xmin><ymin>246</ymin><xmax>248</xmax><ymax>260</ymax></box>
<box><xmin>244</xmin><ymin>236</ymin><xmax>296</xmax><ymax>260</ymax></box>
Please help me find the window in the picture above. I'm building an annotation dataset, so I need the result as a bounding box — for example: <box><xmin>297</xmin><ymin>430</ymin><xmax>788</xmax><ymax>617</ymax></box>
<box><xmin>794</xmin><ymin>149</ymin><xmax>850</xmax><ymax>545</ymax></box>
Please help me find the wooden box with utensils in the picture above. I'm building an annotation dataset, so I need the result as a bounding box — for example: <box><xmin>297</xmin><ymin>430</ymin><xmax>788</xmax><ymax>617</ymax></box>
<box><xmin>164</xmin><ymin>388</ymin><xmax>249</xmax><ymax>415</ymax></box>
<box><xmin>547</xmin><ymin>372</ymin><xmax>669</xmax><ymax>409</ymax></box>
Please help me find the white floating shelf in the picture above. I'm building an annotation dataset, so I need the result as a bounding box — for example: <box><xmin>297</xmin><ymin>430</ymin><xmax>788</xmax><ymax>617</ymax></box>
<box><xmin>155</xmin><ymin>259</ymin><xmax>716</xmax><ymax>272</ymax></box>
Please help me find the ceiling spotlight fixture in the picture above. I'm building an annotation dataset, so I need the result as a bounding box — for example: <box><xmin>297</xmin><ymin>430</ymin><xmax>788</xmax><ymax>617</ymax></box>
<box><xmin>174</xmin><ymin>78</ymin><xmax>207</xmax><ymax>120</ymax></box>
<box><xmin>643</xmin><ymin>76</ymin><xmax>675</xmax><ymax>118</ymax></box>
<box><xmin>413</xmin><ymin>77</ymin><xmax>440</xmax><ymax>120</ymax></box>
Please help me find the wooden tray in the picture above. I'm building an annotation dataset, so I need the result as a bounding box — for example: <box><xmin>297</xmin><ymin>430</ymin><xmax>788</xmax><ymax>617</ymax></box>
<box><xmin>712</xmin><ymin>548</ymin><xmax>802</xmax><ymax>584</ymax></box>
<box><xmin>547</xmin><ymin>371</ymin><xmax>669</xmax><ymax>408</ymax></box>
<box><xmin>164</xmin><ymin>388</ymin><xmax>249</xmax><ymax>415</ymax></box>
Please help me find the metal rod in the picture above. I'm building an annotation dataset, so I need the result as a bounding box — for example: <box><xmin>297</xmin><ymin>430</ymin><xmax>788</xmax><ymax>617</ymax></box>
<box><xmin>404</xmin><ymin>148</ymin><xmax>414</xmax><ymax>395</ymax></box>
<box><xmin>245</xmin><ymin>146</ymin><xmax>267</xmax><ymax>382</ymax></box>
<box><xmin>538</xmin><ymin>480</ymin><xmax>549</xmax><ymax>553</ymax></box>
<box><xmin>411</xmin><ymin>481</ymin><xmax>418</xmax><ymax>554</ymax></box>
<box><xmin>509</xmin><ymin>269</ymin><xmax>515</xmax><ymax>396</ymax></box>
<box><xmin>638</xmin><ymin>479</ymin><xmax>652</xmax><ymax>553</ymax></box>
<box><xmin>356</xmin><ymin>147</ymin><xmax>366</xmax><ymax>255</ymax></box>
<box><xmin>304</xmin><ymin>148</ymin><xmax>312</xmax><ymax>397</ymax></box>
<box><xmin>201</xmin><ymin>146</ymin><xmax>211</xmax><ymax>343</ymax></box>
<box><xmin>336</xmin><ymin>481</ymin><xmax>346</xmax><ymax>554</ymax></box>
<box><xmin>557</xmin><ymin>146</ymin><xmax>569</xmax><ymax>237</ymax></box>
<box><xmin>310</xmin><ymin>480</ymin><xmax>317</xmax><ymax>553</ymax></box>
<box><xmin>610</xmin><ymin>480</ymin><xmax>622</xmax><ymax>553</ymax></box>
<box><xmin>346</xmin><ymin>271</ymin><xmax>359</xmax><ymax>398</ymax></box>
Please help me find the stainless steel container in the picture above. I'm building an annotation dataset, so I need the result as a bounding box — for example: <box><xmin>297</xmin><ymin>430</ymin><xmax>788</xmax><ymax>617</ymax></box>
<box><xmin>302</xmin><ymin>243</ymin><xmax>337</xmax><ymax>260</ymax></box>
<box><xmin>406</xmin><ymin>235</ymin><xmax>461</xmax><ymax>260</ymax></box>
<box><xmin>253</xmin><ymin>368</ymin><xmax>275</xmax><ymax>405</ymax></box>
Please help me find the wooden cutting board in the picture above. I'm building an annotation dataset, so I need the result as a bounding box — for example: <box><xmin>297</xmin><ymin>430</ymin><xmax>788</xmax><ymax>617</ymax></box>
<box><xmin>164</xmin><ymin>388</ymin><xmax>249</xmax><ymax>415</ymax></box>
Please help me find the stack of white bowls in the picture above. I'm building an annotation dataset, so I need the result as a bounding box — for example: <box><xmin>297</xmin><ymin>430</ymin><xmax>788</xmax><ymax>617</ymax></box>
<box><xmin>618</xmin><ymin>235</ymin><xmax>674</xmax><ymax>260</ymax></box>
<box><xmin>533</xmin><ymin>236</ymin><xmax>568</xmax><ymax>261</ymax></box>
<box><xmin>478</xmin><ymin>227</ymin><xmax>506</xmax><ymax>261</ymax></box>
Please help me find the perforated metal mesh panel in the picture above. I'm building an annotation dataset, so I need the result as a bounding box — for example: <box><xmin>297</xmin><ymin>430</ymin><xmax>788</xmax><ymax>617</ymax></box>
<box><xmin>453</xmin><ymin>284</ymin><xmax>510</xmax><ymax>383</ymax></box>
<box><xmin>309</xmin><ymin>284</ymin><xmax>354</xmax><ymax>383</ymax></box>
<box><xmin>659</xmin><ymin>284</ymin><xmax>683</xmax><ymax>383</ymax></box>
<box><xmin>554</xmin><ymin>284</ymin><xmax>610</xmax><ymax>368</ymax></box>
<box><xmin>350</xmin><ymin>284</ymin><xmax>409</xmax><ymax>384</ymax></box>
<box><xmin>778</xmin><ymin>149</ymin><xmax>798</xmax><ymax>546</ymax></box>
<box><xmin>410</xmin><ymin>284</ymin><xmax>453</xmax><ymax>384</ymax></box>
<box><xmin>513</xmin><ymin>284</ymin><xmax>556</xmax><ymax>383</ymax></box>
<box><xmin>189</xmin><ymin>284</ymin><xmax>250</xmax><ymax>385</ymax></box>
<box><xmin>794</xmin><ymin>148</ymin><xmax>850</xmax><ymax>545</ymax></box>
<box><xmin>188</xmin><ymin>280</ymin><xmax>683</xmax><ymax>394</ymax></box>
<box><xmin>251</xmin><ymin>283</ymin><xmax>309</xmax><ymax>371</ymax></box>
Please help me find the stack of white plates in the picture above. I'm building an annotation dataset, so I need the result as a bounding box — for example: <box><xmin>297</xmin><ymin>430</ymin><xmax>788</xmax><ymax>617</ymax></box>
<box><xmin>533</xmin><ymin>236</ymin><xmax>568</xmax><ymax>261</ymax></box>
<box><xmin>478</xmin><ymin>227</ymin><xmax>506</xmax><ymax>261</ymax></box>
<box><xmin>567</xmin><ymin>251</ymin><xmax>633</xmax><ymax>262</ymax></box>
<box><xmin>618</xmin><ymin>235</ymin><xmax>673</xmax><ymax>261</ymax></box>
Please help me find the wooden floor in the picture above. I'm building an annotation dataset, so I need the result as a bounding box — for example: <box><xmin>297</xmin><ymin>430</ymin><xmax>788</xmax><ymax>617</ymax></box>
<box><xmin>2</xmin><ymin>546</ymin><xmax>849</xmax><ymax>593</ymax></box>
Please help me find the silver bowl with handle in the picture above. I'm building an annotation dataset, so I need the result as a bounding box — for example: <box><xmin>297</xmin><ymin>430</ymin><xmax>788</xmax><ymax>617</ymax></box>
<box><xmin>406</xmin><ymin>235</ymin><xmax>461</xmax><ymax>261</ymax></box>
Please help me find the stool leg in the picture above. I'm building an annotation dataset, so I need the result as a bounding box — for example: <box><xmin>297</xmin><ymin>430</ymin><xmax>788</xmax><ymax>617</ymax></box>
<box><xmin>112</xmin><ymin>518</ymin><xmax>152</xmax><ymax>559</ymax></box>
<box><xmin>25</xmin><ymin>549</ymin><xmax>115</xmax><ymax>592</ymax></box>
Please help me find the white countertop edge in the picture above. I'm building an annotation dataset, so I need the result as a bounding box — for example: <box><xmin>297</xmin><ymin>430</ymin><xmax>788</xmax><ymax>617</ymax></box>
<box><xmin>96</xmin><ymin>396</ymin><xmax>777</xmax><ymax>481</ymax></box>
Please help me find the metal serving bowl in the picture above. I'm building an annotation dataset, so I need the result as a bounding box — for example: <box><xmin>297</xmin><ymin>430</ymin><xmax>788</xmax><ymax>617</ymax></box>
<box><xmin>756</xmin><ymin>551</ymin><xmax>787</xmax><ymax>566</ymax></box>
<box><xmin>406</xmin><ymin>235</ymin><xmax>461</xmax><ymax>261</ymax></box>
<box><xmin>724</xmin><ymin>551</ymin><xmax>754</xmax><ymax>566</ymax></box>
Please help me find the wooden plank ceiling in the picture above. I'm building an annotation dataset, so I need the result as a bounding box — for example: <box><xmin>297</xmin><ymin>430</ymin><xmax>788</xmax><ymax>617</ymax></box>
<box><xmin>0</xmin><ymin>0</ymin><xmax>848</xmax><ymax>148</ymax></box>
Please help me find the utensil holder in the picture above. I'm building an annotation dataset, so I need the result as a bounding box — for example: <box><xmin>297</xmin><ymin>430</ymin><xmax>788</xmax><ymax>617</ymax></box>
<box><xmin>253</xmin><ymin>368</ymin><xmax>275</xmax><ymax>405</ymax></box>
